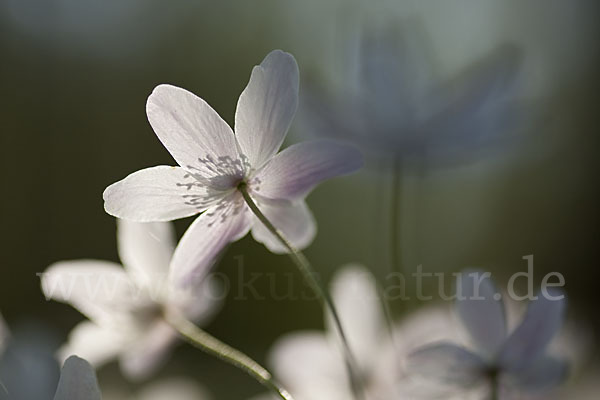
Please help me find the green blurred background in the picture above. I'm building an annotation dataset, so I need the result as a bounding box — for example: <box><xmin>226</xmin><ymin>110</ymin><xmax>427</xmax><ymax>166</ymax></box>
<box><xmin>1</xmin><ymin>0</ymin><xmax>599</xmax><ymax>398</ymax></box>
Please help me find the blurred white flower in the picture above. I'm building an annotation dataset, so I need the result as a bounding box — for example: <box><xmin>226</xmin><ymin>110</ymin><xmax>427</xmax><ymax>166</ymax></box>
<box><xmin>103</xmin><ymin>378</ymin><xmax>211</xmax><ymax>400</ymax></box>
<box><xmin>259</xmin><ymin>265</ymin><xmax>396</xmax><ymax>400</ymax></box>
<box><xmin>103</xmin><ymin>49</ymin><xmax>362</xmax><ymax>288</ymax></box>
<box><xmin>40</xmin><ymin>219</ymin><xmax>221</xmax><ymax>380</ymax></box>
<box><xmin>53</xmin><ymin>356</ymin><xmax>102</xmax><ymax>400</ymax></box>
<box><xmin>299</xmin><ymin>26</ymin><xmax>521</xmax><ymax>166</ymax></box>
<box><xmin>408</xmin><ymin>271</ymin><xmax>567</xmax><ymax>398</ymax></box>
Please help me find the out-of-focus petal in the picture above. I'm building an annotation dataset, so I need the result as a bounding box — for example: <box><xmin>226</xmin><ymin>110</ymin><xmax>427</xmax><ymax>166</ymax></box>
<box><xmin>169</xmin><ymin>199</ymin><xmax>252</xmax><ymax>289</ymax></box>
<box><xmin>146</xmin><ymin>84</ymin><xmax>242</xmax><ymax>183</ymax></box>
<box><xmin>250</xmin><ymin>198</ymin><xmax>316</xmax><ymax>254</ymax></box>
<box><xmin>507</xmin><ymin>356</ymin><xmax>568</xmax><ymax>392</ymax></box>
<box><xmin>456</xmin><ymin>270</ymin><xmax>506</xmax><ymax>359</ymax></box>
<box><xmin>499</xmin><ymin>288</ymin><xmax>567</xmax><ymax>371</ymax></box>
<box><xmin>407</xmin><ymin>342</ymin><xmax>486</xmax><ymax>387</ymax></box>
<box><xmin>326</xmin><ymin>265</ymin><xmax>386</xmax><ymax>370</ymax></box>
<box><xmin>103</xmin><ymin>166</ymin><xmax>224</xmax><ymax>222</ymax></box>
<box><xmin>253</xmin><ymin>140</ymin><xmax>363</xmax><ymax>201</ymax></box>
<box><xmin>119</xmin><ymin>320</ymin><xmax>178</xmax><ymax>381</ymax></box>
<box><xmin>422</xmin><ymin>45</ymin><xmax>521</xmax><ymax>157</ymax></box>
<box><xmin>235</xmin><ymin>50</ymin><xmax>299</xmax><ymax>169</ymax></box>
<box><xmin>117</xmin><ymin>219</ymin><xmax>175</xmax><ymax>291</ymax></box>
<box><xmin>53</xmin><ymin>356</ymin><xmax>102</xmax><ymax>400</ymax></box>
<box><xmin>58</xmin><ymin>321</ymin><xmax>128</xmax><ymax>368</ymax></box>
<box><xmin>358</xmin><ymin>25</ymin><xmax>433</xmax><ymax>130</ymax></box>
<box><xmin>268</xmin><ymin>332</ymin><xmax>349</xmax><ymax>400</ymax></box>
<box><xmin>41</xmin><ymin>261</ymin><xmax>148</xmax><ymax>326</ymax></box>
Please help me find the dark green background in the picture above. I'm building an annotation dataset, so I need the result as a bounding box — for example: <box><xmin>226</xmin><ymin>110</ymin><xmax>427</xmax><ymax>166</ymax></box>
<box><xmin>1</xmin><ymin>1</ymin><xmax>599</xmax><ymax>398</ymax></box>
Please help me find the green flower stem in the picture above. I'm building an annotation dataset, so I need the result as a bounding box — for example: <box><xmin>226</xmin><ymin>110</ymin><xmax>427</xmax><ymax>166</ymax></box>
<box><xmin>165</xmin><ymin>310</ymin><xmax>295</xmax><ymax>400</ymax></box>
<box><xmin>490</xmin><ymin>375</ymin><xmax>499</xmax><ymax>400</ymax></box>
<box><xmin>238</xmin><ymin>183</ymin><xmax>366</xmax><ymax>400</ymax></box>
<box><xmin>390</xmin><ymin>155</ymin><xmax>403</xmax><ymax>275</ymax></box>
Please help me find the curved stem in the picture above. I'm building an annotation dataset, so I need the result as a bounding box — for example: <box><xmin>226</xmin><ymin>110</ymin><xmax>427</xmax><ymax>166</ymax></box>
<box><xmin>238</xmin><ymin>184</ymin><xmax>366</xmax><ymax>400</ymax></box>
<box><xmin>165</xmin><ymin>310</ymin><xmax>295</xmax><ymax>400</ymax></box>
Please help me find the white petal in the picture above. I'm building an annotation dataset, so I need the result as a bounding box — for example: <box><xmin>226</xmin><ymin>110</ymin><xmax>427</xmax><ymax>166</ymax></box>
<box><xmin>507</xmin><ymin>356</ymin><xmax>568</xmax><ymax>392</ymax></box>
<box><xmin>169</xmin><ymin>199</ymin><xmax>252</xmax><ymax>289</ymax></box>
<box><xmin>253</xmin><ymin>140</ymin><xmax>363</xmax><ymax>200</ymax></box>
<box><xmin>58</xmin><ymin>321</ymin><xmax>128</xmax><ymax>368</ymax></box>
<box><xmin>456</xmin><ymin>270</ymin><xmax>506</xmax><ymax>358</ymax></box>
<box><xmin>326</xmin><ymin>265</ymin><xmax>386</xmax><ymax>370</ymax></box>
<box><xmin>146</xmin><ymin>84</ymin><xmax>243</xmax><ymax>183</ymax></box>
<box><xmin>235</xmin><ymin>50</ymin><xmax>299</xmax><ymax>169</ymax></box>
<box><xmin>53</xmin><ymin>356</ymin><xmax>102</xmax><ymax>400</ymax></box>
<box><xmin>407</xmin><ymin>342</ymin><xmax>486</xmax><ymax>387</ymax></box>
<box><xmin>104</xmin><ymin>166</ymin><xmax>224</xmax><ymax>222</ymax></box>
<box><xmin>41</xmin><ymin>261</ymin><xmax>148</xmax><ymax>326</ymax></box>
<box><xmin>117</xmin><ymin>219</ymin><xmax>175</xmax><ymax>289</ymax></box>
<box><xmin>268</xmin><ymin>332</ymin><xmax>349</xmax><ymax>400</ymax></box>
<box><xmin>119</xmin><ymin>320</ymin><xmax>178</xmax><ymax>381</ymax></box>
<box><xmin>499</xmin><ymin>288</ymin><xmax>567</xmax><ymax>371</ymax></box>
<box><xmin>250</xmin><ymin>198</ymin><xmax>316</xmax><ymax>254</ymax></box>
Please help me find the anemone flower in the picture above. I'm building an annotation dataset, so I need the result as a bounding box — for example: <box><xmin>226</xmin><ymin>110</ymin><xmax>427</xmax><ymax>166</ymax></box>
<box><xmin>103</xmin><ymin>50</ymin><xmax>362</xmax><ymax>288</ymax></box>
<box><xmin>408</xmin><ymin>271</ymin><xmax>568</xmax><ymax>398</ymax></box>
<box><xmin>40</xmin><ymin>219</ymin><xmax>220</xmax><ymax>380</ymax></box>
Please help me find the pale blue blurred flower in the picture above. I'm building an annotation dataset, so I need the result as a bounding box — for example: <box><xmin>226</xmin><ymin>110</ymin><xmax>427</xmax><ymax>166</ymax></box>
<box><xmin>408</xmin><ymin>271</ymin><xmax>568</xmax><ymax>398</ymax></box>
<box><xmin>299</xmin><ymin>25</ymin><xmax>522</xmax><ymax>167</ymax></box>
<box><xmin>0</xmin><ymin>319</ymin><xmax>60</xmax><ymax>400</ymax></box>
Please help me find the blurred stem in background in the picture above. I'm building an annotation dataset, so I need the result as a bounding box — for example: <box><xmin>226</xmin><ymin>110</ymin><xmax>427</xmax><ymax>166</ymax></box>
<box><xmin>390</xmin><ymin>155</ymin><xmax>404</xmax><ymax>276</ymax></box>
<box><xmin>239</xmin><ymin>183</ymin><xmax>366</xmax><ymax>400</ymax></box>
<box><xmin>165</xmin><ymin>310</ymin><xmax>295</xmax><ymax>400</ymax></box>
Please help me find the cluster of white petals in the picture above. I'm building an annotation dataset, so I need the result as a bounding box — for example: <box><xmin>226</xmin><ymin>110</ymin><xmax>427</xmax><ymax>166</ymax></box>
<box><xmin>41</xmin><ymin>219</ymin><xmax>220</xmax><ymax>380</ymax></box>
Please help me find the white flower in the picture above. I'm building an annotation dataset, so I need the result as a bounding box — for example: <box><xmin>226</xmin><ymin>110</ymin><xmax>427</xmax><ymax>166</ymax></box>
<box><xmin>260</xmin><ymin>265</ymin><xmax>397</xmax><ymax>400</ymax></box>
<box><xmin>408</xmin><ymin>271</ymin><xmax>568</xmax><ymax>398</ymax></box>
<box><xmin>40</xmin><ymin>219</ymin><xmax>221</xmax><ymax>380</ymax></box>
<box><xmin>53</xmin><ymin>356</ymin><xmax>102</xmax><ymax>400</ymax></box>
<box><xmin>299</xmin><ymin>26</ymin><xmax>520</xmax><ymax>164</ymax></box>
<box><xmin>103</xmin><ymin>50</ymin><xmax>362</xmax><ymax>287</ymax></box>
